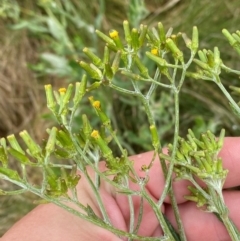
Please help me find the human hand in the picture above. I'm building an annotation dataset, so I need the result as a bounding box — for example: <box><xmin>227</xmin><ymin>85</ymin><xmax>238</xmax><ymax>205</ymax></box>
<box><xmin>1</xmin><ymin>137</ymin><xmax>240</xmax><ymax>241</ymax></box>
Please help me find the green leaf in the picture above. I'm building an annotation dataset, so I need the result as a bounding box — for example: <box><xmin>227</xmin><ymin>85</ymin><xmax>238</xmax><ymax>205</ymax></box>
<box><xmin>46</xmin><ymin>18</ymin><xmax>68</xmax><ymax>43</ymax></box>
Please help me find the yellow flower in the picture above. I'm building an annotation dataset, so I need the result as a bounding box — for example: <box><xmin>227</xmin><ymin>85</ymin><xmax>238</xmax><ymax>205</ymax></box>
<box><xmin>92</xmin><ymin>100</ymin><xmax>101</xmax><ymax>110</ymax></box>
<box><xmin>151</xmin><ymin>48</ymin><xmax>158</xmax><ymax>55</ymax></box>
<box><xmin>58</xmin><ymin>88</ymin><xmax>66</xmax><ymax>94</ymax></box>
<box><xmin>91</xmin><ymin>130</ymin><xmax>100</xmax><ymax>139</ymax></box>
<box><xmin>109</xmin><ymin>30</ymin><xmax>119</xmax><ymax>39</ymax></box>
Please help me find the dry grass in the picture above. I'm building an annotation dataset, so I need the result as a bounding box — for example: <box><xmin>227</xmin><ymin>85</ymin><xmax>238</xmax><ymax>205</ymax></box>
<box><xmin>0</xmin><ymin>24</ymin><xmax>42</xmax><ymax>138</ymax></box>
<box><xmin>0</xmin><ymin>22</ymin><xmax>48</xmax><ymax>236</ymax></box>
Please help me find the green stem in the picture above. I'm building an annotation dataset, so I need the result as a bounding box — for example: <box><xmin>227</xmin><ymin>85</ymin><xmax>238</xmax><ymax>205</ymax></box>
<box><xmin>124</xmin><ymin>177</ymin><xmax>135</xmax><ymax>241</ymax></box>
<box><xmin>187</xmin><ymin>176</ymin><xmax>210</xmax><ymax>200</ymax></box>
<box><xmin>81</xmin><ymin>165</ymin><xmax>111</xmax><ymax>225</ymax></box>
<box><xmin>208</xmin><ymin>185</ymin><xmax>239</xmax><ymax>241</ymax></box>
<box><xmin>2</xmin><ymin>173</ymin><xmax>169</xmax><ymax>241</ymax></box>
<box><xmin>142</xmin><ymin>189</ymin><xmax>175</xmax><ymax>240</ymax></box>
<box><xmin>157</xmin><ymin>91</ymin><xmax>179</xmax><ymax>207</ymax></box>
<box><xmin>157</xmin><ymin>91</ymin><xmax>187</xmax><ymax>241</ymax></box>
<box><xmin>141</xmin><ymin>77</ymin><xmax>172</xmax><ymax>89</ymax></box>
<box><xmin>222</xmin><ymin>216</ymin><xmax>240</xmax><ymax>241</ymax></box>
<box><xmin>221</xmin><ymin>63</ymin><xmax>240</xmax><ymax>75</ymax></box>
<box><xmin>133</xmin><ymin>196</ymin><xmax>144</xmax><ymax>234</ymax></box>
<box><xmin>109</xmin><ymin>83</ymin><xmax>138</xmax><ymax>96</ymax></box>
<box><xmin>0</xmin><ymin>188</ymin><xmax>27</xmax><ymax>195</ymax></box>
<box><xmin>215</xmin><ymin>78</ymin><xmax>240</xmax><ymax>114</ymax></box>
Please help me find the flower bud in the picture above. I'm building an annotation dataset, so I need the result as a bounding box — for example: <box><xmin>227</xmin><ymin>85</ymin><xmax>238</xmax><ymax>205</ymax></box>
<box><xmin>121</xmin><ymin>70</ymin><xmax>141</xmax><ymax>80</ymax></box>
<box><xmin>111</xmin><ymin>50</ymin><xmax>121</xmax><ymax>74</ymax></box>
<box><xmin>193</xmin><ymin>59</ymin><xmax>211</xmax><ymax>71</ymax></box>
<box><xmin>229</xmin><ymin>85</ymin><xmax>240</xmax><ymax>94</ymax></box>
<box><xmin>147</xmin><ymin>28</ymin><xmax>159</xmax><ymax>45</ymax></box>
<box><xmin>206</xmin><ymin>50</ymin><xmax>214</xmax><ymax>68</ymax></box>
<box><xmin>90</xmin><ymin>98</ymin><xmax>111</xmax><ymax>126</ymax></box>
<box><xmin>86</xmin><ymin>81</ymin><xmax>101</xmax><ymax>92</ymax></box>
<box><xmin>19</xmin><ymin>130</ymin><xmax>42</xmax><ymax>158</ymax></box>
<box><xmin>150</xmin><ymin>125</ymin><xmax>160</xmax><ymax>149</ymax></box>
<box><xmin>206</xmin><ymin>130</ymin><xmax>218</xmax><ymax>150</ymax></box>
<box><xmin>0</xmin><ymin>146</ymin><xmax>7</xmax><ymax>167</ymax></box>
<box><xmin>131</xmin><ymin>28</ymin><xmax>140</xmax><ymax>50</ymax></box>
<box><xmin>82</xmin><ymin>114</ymin><xmax>92</xmax><ymax>138</ymax></box>
<box><xmin>216</xmin><ymin>157</ymin><xmax>223</xmax><ymax>173</ymax></box>
<box><xmin>104</xmin><ymin>62</ymin><xmax>114</xmax><ymax>80</ymax></box>
<box><xmin>83</xmin><ymin>47</ymin><xmax>103</xmax><ymax>67</ymax></box>
<box><xmin>56</xmin><ymin>129</ymin><xmax>74</xmax><ymax>149</ymax></box>
<box><xmin>138</xmin><ymin>24</ymin><xmax>148</xmax><ymax>47</ymax></box>
<box><xmin>96</xmin><ymin>29</ymin><xmax>115</xmax><ymax>46</ymax></box>
<box><xmin>45</xmin><ymin>84</ymin><xmax>57</xmax><ymax>113</ymax></box>
<box><xmin>8</xmin><ymin>147</ymin><xmax>30</xmax><ymax>164</ymax></box>
<box><xmin>103</xmin><ymin>46</ymin><xmax>110</xmax><ymax>64</ymax></box>
<box><xmin>134</xmin><ymin>56</ymin><xmax>149</xmax><ymax>78</ymax></box>
<box><xmin>146</xmin><ymin>51</ymin><xmax>167</xmax><ymax>66</ymax></box>
<box><xmin>73</xmin><ymin>74</ymin><xmax>87</xmax><ymax>107</ymax></box>
<box><xmin>45</xmin><ymin>127</ymin><xmax>57</xmax><ymax>156</ymax></box>
<box><xmin>197</xmin><ymin>50</ymin><xmax>208</xmax><ymax>63</ymax></box>
<box><xmin>182</xmin><ymin>33</ymin><xmax>192</xmax><ymax>49</ymax></box>
<box><xmin>123</xmin><ymin>20</ymin><xmax>132</xmax><ymax>45</ymax></box>
<box><xmin>109</xmin><ymin>29</ymin><xmax>124</xmax><ymax>50</ymax></box>
<box><xmin>222</xmin><ymin>29</ymin><xmax>237</xmax><ymax>46</ymax></box>
<box><xmin>166</xmin><ymin>38</ymin><xmax>184</xmax><ymax>62</ymax></box>
<box><xmin>7</xmin><ymin>134</ymin><xmax>24</xmax><ymax>154</ymax></box>
<box><xmin>191</xmin><ymin>26</ymin><xmax>199</xmax><ymax>52</ymax></box>
<box><xmin>222</xmin><ymin>29</ymin><xmax>240</xmax><ymax>55</ymax></box>
<box><xmin>186</xmin><ymin>71</ymin><xmax>204</xmax><ymax>80</ymax></box>
<box><xmin>158</xmin><ymin>22</ymin><xmax>166</xmax><ymax>43</ymax></box>
<box><xmin>217</xmin><ymin>129</ymin><xmax>225</xmax><ymax>149</ymax></box>
<box><xmin>91</xmin><ymin>130</ymin><xmax>114</xmax><ymax>161</ymax></box>
<box><xmin>213</xmin><ymin>47</ymin><xmax>221</xmax><ymax>69</ymax></box>
<box><xmin>0</xmin><ymin>167</ymin><xmax>21</xmax><ymax>181</ymax></box>
<box><xmin>200</xmin><ymin>157</ymin><xmax>212</xmax><ymax>173</ymax></box>
<box><xmin>59</xmin><ymin>84</ymin><xmax>73</xmax><ymax>114</ymax></box>
<box><xmin>79</xmin><ymin>61</ymin><xmax>102</xmax><ymax>80</ymax></box>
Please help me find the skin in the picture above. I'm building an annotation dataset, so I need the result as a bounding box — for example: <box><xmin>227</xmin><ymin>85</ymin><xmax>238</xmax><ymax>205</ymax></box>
<box><xmin>1</xmin><ymin>137</ymin><xmax>240</xmax><ymax>241</ymax></box>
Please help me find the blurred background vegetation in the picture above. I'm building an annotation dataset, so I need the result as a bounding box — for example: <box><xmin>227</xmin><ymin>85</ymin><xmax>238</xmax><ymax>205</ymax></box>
<box><xmin>1</xmin><ymin>0</ymin><xmax>240</xmax><ymax>236</ymax></box>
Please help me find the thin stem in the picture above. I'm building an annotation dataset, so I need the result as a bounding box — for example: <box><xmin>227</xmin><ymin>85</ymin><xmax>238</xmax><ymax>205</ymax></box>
<box><xmin>178</xmin><ymin>52</ymin><xmax>195</xmax><ymax>90</ymax></box>
<box><xmin>208</xmin><ymin>186</ymin><xmax>239</xmax><ymax>241</ymax></box>
<box><xmin>222</xmin><ymin>216</ymin><xmax>240</xmax><ymax>241</ymax></box>
<box><xmin>109</xmin><ymin>83</ymin><xmax>138</xmax><ymax>96</ymax></box>
<box><xmin>125</xmin><ymin>177</ymin><xmax>135</xmax><ymax>241</ymax></box>
<box><xmin>21</xmin><ymin>164</ymin><xmax>27</xmax><ymax>182</ymax></box>
<box><xmin>221</xmin><ymin>63</ymin><xmax>240</xmax><ymax>75</ymax></box>
<box><xmin>49</xmin><ymin>163</ymin><xmax>73</xmax><ymax>169</ymax></box>
<box><xmin>157</xmin><ymin>91</ymin><xmax>179</xmax><ymax>207</ymax></box>
<box><xmin>215</xmin><ymin>78</ymin><xmax>240</xmax><ymax>114</ymax></box>
<box><xmin>142</xmin><ymin>189</ymin><xmax>175</xmax><ymax>240</ymax></box>
<box><xmin>81</xmin><ymin>165</ymin><xmax>111</xmax><ymax>225</ymax></box>
<box><xmin>146</xmin><ymin>82</ymin><xmax>158</xmax><ymax>99</ymax></box>
<box><xmin>1</xmin><ymin>172</ymin><xmax>169</xmax><ymax>241</ymax></box>
<box><xmin>187</xmin><ymin>176</ymin><xmax>210</xmax><ymax>200</ymax></box>
<box><xmin>134</xmin><ymin>196</ymin><xmax>144</xmax><ymax>234</ymax></box>
<box><xmin>157</xmin><ymin>91</ymin><xmax>187</xmax><ymax>241</ymax></box>
<box><xmin>0</xmin><ymin>188</ymin><xmax>27</xmax><ymax>195</ymax></box>
<box><xmin>141</xmin><ymin>77</ymin><xmax>172</xmax><ymax>89</ymax></box>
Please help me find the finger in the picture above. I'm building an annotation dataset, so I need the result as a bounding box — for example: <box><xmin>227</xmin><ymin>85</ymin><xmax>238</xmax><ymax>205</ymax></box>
<box><xmin>2</xmin><ymin>204</ymin><xmax>122</xmax><ymax>241</ymax></box>
<box><xmin>168</xmin><ymin>137</ymin><xmax>240</xmax><ymax>203</ymax></box>
<box><xmin>129</xmin><ymin>151</ymin><xmax>192</xmax><ymax>204</ymax></box>
<box><xmin>165</xmin><ymin>191</ymin><xmax>240</xmax><ymax>241</ymax></box>
<box><xmin>132</xmin><ymin>138</ymin><xmax>240</xmax><ymax>205</ymax></box>
<box><xmin>109</xmin><ymin>152</ymin><xmax>164</xmax><ymax>236</ymax></box>
<box><xmin>218</xmin><ymin>137</ymin><xmax>240</xmax><ymax>188</ymax></box>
